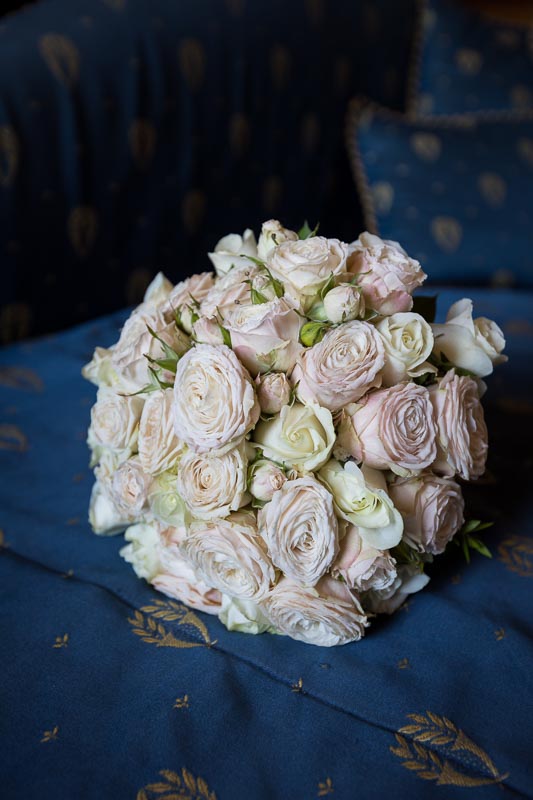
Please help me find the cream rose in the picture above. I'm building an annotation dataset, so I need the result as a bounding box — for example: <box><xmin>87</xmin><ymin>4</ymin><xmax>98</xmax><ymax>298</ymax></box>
<box><xmin>147</xmin><ymin>470</ymin><xmax>189</xmax><ymax>530</ymax></box>
<box><xmin>138</xmin><ymin>389</ymin><xmax>185</xmax><ymax>475</ymax></box>
<box><xmin>318</xmin><ymin>460</ymin><xmax>403</xmax><ymax>549</ymax></box>
<box><xmin>347</xmin><ymin>232</ymin><xmax>426</xmax><ymax>314</ymax></box>
<box><xmin>375</xmin><ymin>312</ymin><xmax>436</xmax><ymax>385</ymax></box>
<box><xmin>219</xmin><ymin>595</ymin><xmax>273</xmax><ymax>634</ymax></box>
<box><xmin>249</xmin><ymin>459</ymin><xmax>287</xmax><ymax>502</ymax></box>
<box><xmin>88</xmin><ymin>480</ymin><xmax>129</xmax><ymax>535</ymax></box>
<box><xmin>163</xmin><ymin>272</ymin><xmax>215</xmax><ymax>332</ymax></box>
<box><xmin>257</xmin><ymin>219</ymin><xmax>298</xmax><ymax>260</ymax></box>
<box><xmin>263</xmin><ymin>576</ymin><xmax>369</xmax><ymax>647</ymax></box>
<box><xmin>253</xmin><ymin>401</ymin><xmax>335</xmax><ymax>472</ymax></box>
<box><xmin>88</xmin><ymin>387</ymin><xmax>143</xmax><ymax>458</ymax></box>
<box><xmin>322</xmin><ymin>283</ymin><xmax>365</xmax><ymax>323</ymax></box>
<box><xmin>143</xmin><ymin>271</ymin><xmax>173</xmax><ymax>306</ymax></box>
<box><xmin>173</xmin><ymin>343</ymin><xmax>260</xmax><ymax>454</ymax></box>
<box><xmin>82</xmin><ymin>347</ymin><xmax>119</xmax><ymax>389</ymax></box>
<box><xmin>191</xmin><ymin>316</ymin><xmax>226</xmax><ymax>346</ymax></box>
<box><xmin>336</xmin><ymin>383</ymin><xmax>437</xmax><ymax>477</ymax></box>
<box><xmin>390</xmin><ymin>473</ymin><xmax>465</xmax><ymax>555</ymax></box>
<box><xmin>199</xmin><ymin>262</ymin><xmax>261</xmax><ymax>319</ymax></box>
<box><xmin>181</xmin><ymin>511</ymin><xmax>275</xmax><ymax>600</ymax></box>
<box><xmin>268</xmin><ymin>236</ymin><xmax>348</xmax><ymax>311</ymax></box>
<box><xmin>258</xmin><ymin>476</ymin><xmax>339</xmax><ymax>586</ymax></box>
<box><xmin>208</xmin><ymin>228</ymin><xmax>258</xmax><ymax>277</ymax></box>
<box><xmin>432</xmin><ymin>298</ymin><xmax>507</xmax><ymax>377</ymax></box>
<box><xmin>331</xmin><ymin>525</ymin><xmax>397</xmax><ymax>592</ymax></box>
<box><xmin>109</xmin><ymin>457</ymin><xmax>152</xmax><ymax>518</ymax></box>
<box><xmin>120</xmin><ymin>522</ymin><xmax>160</xmax><ymax>581</ymax></box>
<box><xmin>177</xmin><ymin>442</ymin><xmax>250</xmax><ymax>519</ymax></box>
<box><xmin>429</xmin><ymin>371</ymin><xmax>488</xmax><ymax>480</ymax></box>
<box><xmin>255</xmin><ymin>372</ymin><xmax>292</xmax><ymax>415</ymax></box>
<box><xmin>291</xmin><ymin>321</ymin><xmax>385</xmax><ymax>412</ymax></box>
<box><xmin>364</xmin><ymin>564</ymin><xmax>430</xmax><ymax>614</ymax></box>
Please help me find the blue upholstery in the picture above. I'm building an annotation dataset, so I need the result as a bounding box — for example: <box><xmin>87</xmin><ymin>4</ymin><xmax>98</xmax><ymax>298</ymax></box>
<box><xmin>1</xmin><ymin>288</ymin><xmax>533</xmax><ymax>798</ymax></box>
<box><xmin>411</xmin><ymin>0</ymin><xmax>533</xmax><ymax>114</ymax></box>
<box><xmin>347</xmin><ymin>102</ymin><xmax>533</xmax><ymax>286</ymax></box>
<box><xmin>0</xmin><ymin>0</ymin><xmax>416</xmax><ymax>343</ymax></box>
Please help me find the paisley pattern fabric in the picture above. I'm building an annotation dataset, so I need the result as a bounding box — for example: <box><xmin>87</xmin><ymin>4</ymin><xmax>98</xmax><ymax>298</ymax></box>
<box><xmin>347</xmin><ymin>102</ymin><xmax>533</xmax><ymax>286</ymax></box>
<box><xmin>0</xmin><ymin>0</ymin><xmax>416</xmax><ymax>343</ymax></box>
<box><xmin>1</xmin><ymin>288</ymin><xmax>533</xmax><ymax>798</ymax></box>
<box><xmin>411</xmin><ymin>0</ymin><xmax>533</xmax><ymax>114</ymax></box>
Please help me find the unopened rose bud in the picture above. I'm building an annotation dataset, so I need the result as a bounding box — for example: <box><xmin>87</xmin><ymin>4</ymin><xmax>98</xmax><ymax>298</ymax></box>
<box><xmin>299</xmin><ymin>321</ymin><xmax>327</xmax><ymax>347</ymax></box>
<box><xmin>255</xmin><ymin>372</ymin><xmax>291</xmax><ymax>414</ymax></box>
<box><xmin>323</xmin><ymin>284</ymin><xmax>364</xmax><ymax>324</ymax></box>
<box><xmin>192</xmin><ymin>316</ymin><xmax>227</xmax><ymax>346</ymax></box>
<box><xmin>250</xmin><ymin>460</ymin><xmax>287</xmax><ymax>502</ymax></box>
<box><xmin>257</xmin><ymin>219</ymin><xmax>298</xmax><ymax>260</ymax></box>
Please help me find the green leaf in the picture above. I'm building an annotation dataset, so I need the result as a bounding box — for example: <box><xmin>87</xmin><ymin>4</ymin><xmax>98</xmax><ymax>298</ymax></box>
<box><xmin>462</xmin><ymin>535</ymin><xmax>471</xmax><ymax>564</ymax></box>
<box><xmin>251</xmin><ymin>286</ymin><xmax>269</xmax><ymax>305</ymax></box>
<box><xmin>300</xmin><ymin>321</ymin><xmax>327</xmax><ymax>347</ymax></box>
<box><xmin>467</xmin><ymin>536</ymin><xmax>492</xmax><ymax>559</ymax></box>
<box><xmin>411</xmin><ymin>295</ymin><xmax>437</xmax><ymax>324</ymax></box>
<box><xmin>239</xmin><ymin>254</ymin><xmax>266</xmax><ymax>267</ymax></box>
<box><xmin>146</xmin><ymin>326</ymin><xmax>181</xmax><ymax>363</ymax></box>
<box><xmin>144</xmin><ymin>354</ymin><xmax>179</xmax><ymax>373</ymax></box>
<box><xmin>218</xmin><ymin>324</ymin><xmax>232</xmax><ymax>348</ymax></box>
<box><xmin>261</xmin><ymin>264</ymin><xmax>285</xmax><ymax>298</ymax></box>
<box><xmin>298</xmin><ymin>220</ymin><xmax>319</xmax><ymax>239</ymax></box>
<box><xmin>319</xmin><ymin>273</ymin><xmax>336</xmax><ymax>300</ymax></box>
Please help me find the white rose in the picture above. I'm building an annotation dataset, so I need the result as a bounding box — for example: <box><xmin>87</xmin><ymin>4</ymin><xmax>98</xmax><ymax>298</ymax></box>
<box><xmin>181</xmin><ymin>511</ymin><xmax>275</xmax><ymax>601</ymax></box>
<box><xmin>263</xmin><ymin>576</ymin><xmax>369</xmax><ymax>647</ymax></box>
<box><xmin>331</xmin><ymin>525</ymin><xmax>397</xmax><ymax>592</ymax></box>
<box><xmin>255</xmin><ymin>372</ymin><xmax>292</xmax><ymax>415</ymax></box>
<box><xmin>219</xmin><ymin>595</ymin><xmax>274</xmax><ymax>634</ymax></box>
<box><xmin>432</xmin><ymin>299</ymin><xmax>507</xmax><ymax>377</ymax></box>
<box><xmin>268</xmin><ymin>236</ymin><xmax>348</xmax><ymax>312</ymax></box>
<box><xmin>259</xmin><ymin>476</ymin><xmax>339</xmax><ymax>586</ymax></box>
<box><xmin>177</xmin><ymin>442</ymin><xmax>250</xmax><ymax>519</ymax></box>
<box><xmin>208</xmin><ymin>228</ymin><xmax>258</xmax><ymax>277</ymax></box>
<box><xmin>375</xmin><ymin>312</ymin><xmax>436</xmax><ymax>385</ymax></box>
<box><xmin>143</xmin><ymin>271</ymin><xmax>173</xmax><ymax>306</ymax></box>
<box><xmin>138</xmin><ymin>389</ymin><xmax>185</xmax><ymax>475</ymax></box>
<box><xmin>323</xmin><ymin>283</ymin><xmax>365</xmax><ymax>324</ymax></box>
<box><xmin>291</xmin><ymin>321</ymin><xmax>385</xmax><ymax>412</ymax></box>
<box><xmin>200</xmin><ymin>263</ymin><xmax>261</xmax><ymax>319</ymax></box>
<box><xmin>147</xmin><ymin>470</ymin><xmax>189</xmax><ymax>529</ymax></box>
<box><xmin>253</xmin><ymin>401</ymin><xmax>335</xmax><ymax>473</ymax></box>
<box><xmin>318</xmin><ymin>460</ymin><xmax>403</xmax><ymax>550</ymax></box>
<box><xmin>88</xmin><ymin>387</ymin><xmax>143</xmax><ymax>457</ymax></box>
<box><xmin>249</xmin><ymin>460</ymin><xmax>287</xmax><ymax>502</ymax></box>
<box><xmin>88</xmin><ymin>480</ymin><xmax>129</xmax><ymax>535</ymax></box>
<box><xmin>120</xmin><ymin>522</ymin><xmax>160</xmax><ymax>581</ymax></box>
<box><xmin>257</xmin><ymin>219</ymin><xmax>298</xmax><ymax>260</ymax></box>
<box><xmin>173</xmin><ymin>343</ymin><xmax>260</xmax><ymax>454</ymax></box>
<box><xmin>364</xmin><ymin>564</ymin><xmax>430</xmax><ymax>614</ymax></box>
<box><xmin>109</xmin><ymin>457</ymin><xmax>152</xmax><ymax>518</ymax></box>
<box><xmin>191</xmin><ymin>316</ymin><xmax>226</xmax><ymax>346</ymax></box>
<box><xmin>82</xmin><ymin>347</ymin><xmax>119</xmax><ymax>388</ymax></box>
<box><xmin>163</xmin><ymin>272</ymin><xmax>215</xmax><ymax>332</ymax></box>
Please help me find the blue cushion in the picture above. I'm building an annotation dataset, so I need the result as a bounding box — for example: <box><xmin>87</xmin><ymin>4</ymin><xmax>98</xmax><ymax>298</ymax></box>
<box><xmin>1</xmin><ymin>288</ymin><xmax>533</xmax><ymax>797</ymax></box>
<box><xmin>347</xmin><ymin>101</ymin><xmax>533</xmax><ymax>286</ymax></box>
<box><xmin>410</xmin><ymin>0</ymin><xmax>533</xmax><ymax>114</ymax></box>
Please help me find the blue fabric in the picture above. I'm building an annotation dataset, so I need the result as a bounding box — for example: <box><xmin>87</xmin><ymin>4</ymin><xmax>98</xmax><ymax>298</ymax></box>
<box><xmin>0</xmin><ymin>0</ymin><xmax>416</xmax><ymax>343</ymax></box>
<box><xmin>1</xmin><ymin>289</ymin><xmax>532</xmax><ymax>798</ymax></box>
<box><xmin>348</xmin><ymin>103</ymin><xmax>533</xmax><ymax>286</ymax></box>
<box><xmin>413</xmin><ymin>0</ymin><xmax>533</xmax><ymax>114</ymax></box>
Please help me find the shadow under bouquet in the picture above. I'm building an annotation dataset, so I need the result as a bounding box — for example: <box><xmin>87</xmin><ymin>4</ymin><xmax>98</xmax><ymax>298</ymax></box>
<box><xmin>83</xmin><ymin>220</ymin><xmax>507</xmax><ymax>647</ymax></box>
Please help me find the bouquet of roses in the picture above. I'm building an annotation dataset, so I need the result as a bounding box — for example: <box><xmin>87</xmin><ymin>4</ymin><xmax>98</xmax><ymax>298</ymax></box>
<box><xmin>83</xmin><ymin>220</ymin><xmax>507</xmax><ymax>647</ymax></box>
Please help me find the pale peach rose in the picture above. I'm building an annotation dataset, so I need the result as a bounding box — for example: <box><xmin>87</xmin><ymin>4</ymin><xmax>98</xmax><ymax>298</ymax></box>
<box><xmin>173</xmin><ymin>344</ymin><xmax>260</xmax><ymax>454</ymax></box>
<box><xmin>163</xmin><ymin>272</ymin><xmax>215</xmax><ymax>331</ymax></box>
<box><xmin>249</xmin><ymin>460</ymin><xmax>287</xmax><ymax>502</ymax></box>
<box><xmin>89</xmin><ymin>480</ymin><xmax>129</xmax><ymax>535</ymax></box>
<box><xmin>268</xmin><ymin>236</ymin><xmax>348</xmax><ymax>311</ymax></box>
<box><xmin>255</xmin><ymin>372</ymin><xmax>291</xmax><ymax>415</ymax></box>
<box><xmin>258</xmin><ymin>476</ymin><xmax>339</xmax><ymax>586</ymax></box>
<box><xmin>337</xmin><ymin>383</ymin><xmax>437</xmax><ymax>477</ymax></box>
<box><xmin>208</xmin><ymin>228</ymin><xmax>258</xmax><ymax>277</ymax></box>
<box><xmin>88</xmin><ymin>386</ymin><xmax>143</xmax><ymax>457</ymax></box>
<box><xmin>364</xmin><ymin>564</ymin><xmax>430</xmax><ymax>614</ymax></box>
<box><xmin>82</xmin><ymin>346</ymin><xmax>118</xmax><ymax>389</ymax></box>
<box><xmin>138</xmin><ymin>389</ymin><xmax>185</xmax><ymax>475</ymax></box>
<box><xmin>191</xmin><ymin>316</ymin><xmax>226</xmax><ymax>345</ymax></box>
<box><xmin>181</xmin><ymin>511</ymin><xmax>275</xmax><ymax>601</ymax></box>
<box><xmin>291</xmin><ymin>321</ymin><xmax>385</xmax><ymax>412</ymax></box>
<box><xmin>374</xmin><ymin>312</ymin><xmax>436</xmax><ymax>385</ymax></box>
<box><xmin>257</xmin><ymin>219</ymin><xmax>298</xmax><ymax>260</ymax></box>
<box><xmin>323</xmin><ymin>283</ymin><xmax>365</xmax><ymax>323</ymax></box>
<box><xmin>200</xmin><ymin>263</ymin><xmax>261</xmax><ymax>319</ymax></box>
<box><xmin>331</xmin><ymin>525</ymin><xmax>397</xmax><ymax>592</ymax></box>
<box><xmin>143</xmin><ymin>272</ymin><xmax>173</xmax><ymax>306</ymax></box>
<box><xmin>347</xmin><ymin>232</ymin><xmax>426</xmax><ymax>314</ymax></box>
<box><xmin>262</xmin><ymin>576</ymin><xmax>369</xmax><ymax>647</ymax></box>
<box><xmin>390</xmin><ymin>473</ymin><xmax>464</xmax><ymax>555</ymax></box>
<box><xmin>429</xmin><ymin>371</ymin><xmax>488</xmax><ymax>480</ymax></box>
<box><xmin>111</xmin><ymin>307</ymin><xmax>190</xmax><ymax>393</ymax></box>
<box><xmin>110</xmin><ymin>456</ymin><xmax>152</xmax><ymax>518</ymax></box>
<box><xmin>432</xmin><ymin>298</ymin><xmax>507</xmax><ymax>378</ymax></box>
<box><xmin>176</xmin><ymin>442</ymin><xmax>250</xmax><ymax>519</ymax></box>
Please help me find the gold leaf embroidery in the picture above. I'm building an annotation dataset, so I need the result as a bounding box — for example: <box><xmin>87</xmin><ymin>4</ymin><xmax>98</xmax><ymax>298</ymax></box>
<box><xmin>129</xmin><ymin>119</ymin><xmax>157</xmax><ymax>169</ymax></box>
<box><xmin>455</xmin><ymin>48</ymin><xmax>483</xmax><ymax>76</ymax></box>
<box><xmin>41</xmin><ymin>726</ymin><xmax>59</xmax><ymax>743</ymax></box>
<box><xmin>39</xmin><ymin>34</ymin><xmax>80</xmax><ymax>88</ymax></box>
<box><xmin>390</xmin><ymin>711</ymin><xmax>508</xmax><ymax>787</ymax></box>
<box><xmin>68</xmin><ymin>206</ymin><xmax>98</xmax><ymax>258</ymax></box>
<box><xmin>498</xmin><ymin>536</ymin><xmax>533</xmax><ymax>577</ymax></box>
<box><xmin>291</xmin><ymin>677</ymin><xmax>304</xmax><ymax>693</ymax></box>
<box><xmin>53</xmin><ymin>634</ymin><xmax>69</xmax><ymax>648</ymax></box>
<box><xmin>410</xmin><ymin>132</ymin><xmax>441</xmax><ymax>162</ymax></box>
<box><xmin>478</xmin><ymin>172</ymin><xmax>507</xmax><ymax>208</ymax></box>
<box><xmin>397</xmin><ymin>658</ymin><xmax>410</xmax><ymax>670</ymax></box>
<box><xmin>431</xmin><ymin>216</ymin><xmax>462</xmax><ymax>253</ymax></box>
<box><xmin>174</xmin><ymin>695</ymin><xmax>189</xmax><ymax>709</ymax></box>
<box><xmin>129</xmin><ymin>600</ymin><xmax>214</xmax><ymax>648</ymax></box>
<box><xmin>494</xmin><ymin>628</ymin><xmax>506</xmax><ymax>641</ymax></box>
<box><xmin>317</xmin><ymin>776</ymin><xmax>334</xmax><ymax>796</ymax></box>
<box><xmin>517</xmin><ymin>137</ymin><xmax>533</xmax><ymax>168</ymax></box>
<box><xmin>371</xmin><ymin>181</ymin><xmax>394</xmax><ymax>215</ymax></box>
<box><xmin>137</xmin><ymin>768</ymin><xmax>216</xmax><ymax>800</ymax></box>
<box><xmin>0</xmin><ymin>125</ymin><xmax>19</xmax><ymax>187</ymax></box>
<box><xmin>178</xmin><ymin>39</ymin><xmax>206</xmax><ymax>91</ymax></box>
<box><xmin>0</xmin><ymin>366</ymin><xmax>43</xmax><ymax>392</ymax></box>
<box><xmin>0</xmin><ymin>424</ymin><xmax>28</xmax><ymax>452</ymax></box>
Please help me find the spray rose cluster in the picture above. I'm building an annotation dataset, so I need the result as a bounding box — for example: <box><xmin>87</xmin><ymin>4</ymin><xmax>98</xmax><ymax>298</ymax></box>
<box><xmin>83</xmin><ymin>222</ymin><xmax>506</xmax><ymax>647</ymax></box>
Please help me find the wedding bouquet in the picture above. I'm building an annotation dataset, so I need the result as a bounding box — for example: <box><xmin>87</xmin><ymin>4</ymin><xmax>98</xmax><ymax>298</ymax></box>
<box><xmin>83</xmin><ymin>220</ymin><xmax>507</xmax><ymax>647</ymax></box>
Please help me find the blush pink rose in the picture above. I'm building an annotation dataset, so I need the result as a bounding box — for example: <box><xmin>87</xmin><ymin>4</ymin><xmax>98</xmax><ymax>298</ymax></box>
<box><xmin>255</xmin><ymin>372</ymin><xmax>292</xmax><ymax>414</ymax></box>
<box><xmin>390</xmin><ymin>473</ymin><xmax>465</xmax><ymax>555</ymax></box>
<box><xmin>163</xmin><ymin>272</ymin><xmax>215</xmax><ymax>330</ymax></box>
<box><xmin>336</xmin><ymin>383</ymin><xmax>437</xmax><ymax>477</ymax></box>
<box><xmin>331</xmin><ymin>526</ymin><xmax>397</xmax><ymax>592</ymax></box>
<box><xmin>429</xmin><ymin>371</ymin><xmax>488</xmax><ymax>480</ymax></box>
<box><xmin>347</xmin><ymin>232</ymin><xmax>426</xmax><ymax>315</ymax></box>
<box><xmin>200</xmin><ymin>263</ymin><xmax>261</xmax><ymax>319</ymax></box>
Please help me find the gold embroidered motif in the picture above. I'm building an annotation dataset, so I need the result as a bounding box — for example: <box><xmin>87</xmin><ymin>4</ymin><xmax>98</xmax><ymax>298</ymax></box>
<box><xmin>397</xmin><ymin>658</ymin><xmax>410</xmax><ymax>670</ymax></box>
<box><xmin>291</xmin><ymin>677</ymin><xmax>304</xmax><ymax>693</ymax></box>
<box><xmin>517</xmin><ymin>137</ymin><xmax>533</xmax><ymax>168</ymax></box>
<box><xmin>53</xmin><ymin>634</ymin><xmax>69</xmax><ymax>649</ymax></box>
<box><xmin>494</xmin><ymin>628</ymin><xmax>506</xmax><ymax>641</ymax></box>
<box><xmin>68</xmin><ymin>206</ymin><xmax>98</xmax><ymax>258</ymax></box>
<box><xmin>0</xmin><ymin>125</ymin><xmax>19</xmax><ymax>187</ymax></box>
<box><xmin>129</xmin><ymin>119</ymin><xmax>157</xmax><ymax>169</ymax></box>
<box><xmin>498</xmin><ymin>536</ymin><xmax>533</xmax><ymax>577</ymax></box>
<box><xmin>137</xmin><ymin>768</ymin><xmax>216</xmax><ymax>800</ymax></box>
<box><xmin>41</xmin><ymin>726</ymin><xmax>59</xmax><ymax>743</ymax></box>
<box><xmin>61</xmin><ymin>569</ymin><xmax>74</xmax><ymax>579</ymax></box>
<box><xmin>390</xmin><ymin>712</ymin><xmax>508</xmax><ymax>787</ymax></box>
<box><xmin>317</xmin><ymin>776</ymin><xmax>334</xmax><ymax>796</ymax></box>
<box><xmin>0</xmin><ymin>424</ymin><xmax>28</xmax><ymax>452</ymax></box>
<box><xmin>129</xmin><ymin>600</ymin><xmax>214</xmax><ymax>649</ymax></box>
<box><xmin>410</xmin><ymin>132</ymin><xmax>441</xmax><ymax>162</ymax></box>
<box><xmin>455</xmin><ymin>48</ymin><xmax>483</xmax><ymax>76</ymax></box>
<box><xmin>431</xmin><ymin>216</ymin><xmax>463</xmax><ymax>253</ymax></box>
<box><xmin>370</xmin><ymin>181</ymin><xmax>394</xmax><ymax>215</ymax></box>
<box><xmin>0</xmin><ymin>366</ymin><xmax>43</xmax><ymax>392</ymax></box>
<box><xmin>174</xmin><ymin>695</ymin><xmax>189</xmax><ymax>710</ymax></box>
<box><xmin>178</xmin><ymin>39</ymin><xmax>206</xmax><ymax>91</ymax></box>
<box><xmin>478</xmin><ymin>172</ymin><xmax>507</xmax><ymax>208</ymax></box>
<box><xmin>39</xmin><ymin>34</ymin><xmax>80</xmax><ymax>88</ymax></box>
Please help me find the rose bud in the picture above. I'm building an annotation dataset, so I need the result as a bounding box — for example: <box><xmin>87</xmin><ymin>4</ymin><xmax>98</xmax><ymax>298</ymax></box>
<box><xmin>255</xmin><ymin>372</ymin><xmax>291</xmax><ymax>415</ymax></box>
<box><xmin>192</xmin><ymin>315</ymin><xmax>227</xmax><ymax>346</ymax></box>
<box><xmin>323</xmin><ymin>283</ymin><xmax>365</xmax><ymax>324</ymax></box>
<box><xmin>249</xmin><ymin>459</ymin><xmax>287</xmax><ymax>502</ymax></box>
